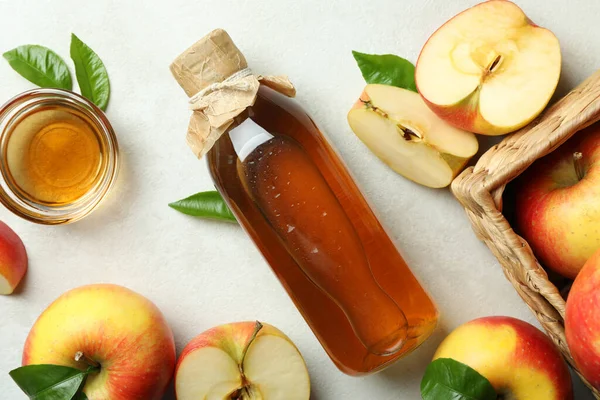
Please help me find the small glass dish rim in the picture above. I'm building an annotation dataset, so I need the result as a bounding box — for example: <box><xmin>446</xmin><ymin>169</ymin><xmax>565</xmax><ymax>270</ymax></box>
<box><xmin>0</xmin><ymin>88</ymin><xmax>119</xmax><ymax>225</ymax></box>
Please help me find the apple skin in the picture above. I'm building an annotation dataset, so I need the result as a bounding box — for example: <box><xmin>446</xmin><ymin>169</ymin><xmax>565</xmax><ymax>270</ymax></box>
<box><xmin>419</xmin><ymin>94</ymin><xmax>504</xmax><ymax>135</ymax></box>
<box><xmin>515</xmin><ymin>124</ymin><xmax>600</xmax><ymax>279</ymax></box>
<box><xmin>176</xmin><ymin>322</ymin><xmax>265</xmax><ymax>368</ymax></box>
<box><xmin>0</xmin><ymin>220</ymin><xmax>27</xmax><ymax>295</ymax></box>
<box><xmin>566</xmin><ymin>249</ymin><xmax>600</xmax><ymax>390</ymax></box>
<box><xmin>175</xmin><ymin>321</ymin><xmax>309</xmax><ymax>399</ymax></box>
<box><xmin>22</xmin><ymin>284</ymin><xmax>176</xmax><ymax>400</ymax></box>
<box><xmin>434</xmin><ymin>316</ymin><xmax>573</xmax><ymax>400</ymax></box>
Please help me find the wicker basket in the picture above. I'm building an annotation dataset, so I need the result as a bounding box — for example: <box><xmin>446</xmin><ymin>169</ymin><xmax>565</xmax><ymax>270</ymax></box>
<box><xmin>451</xmin><ymin>69</ymin><xmax>600</xmax><ymax>398</ymax></box>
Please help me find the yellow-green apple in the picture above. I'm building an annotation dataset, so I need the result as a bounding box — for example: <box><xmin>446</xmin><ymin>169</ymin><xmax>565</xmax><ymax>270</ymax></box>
<box><xmin>175</xmin><ymin>321</ymin><xmax>310</xmax><ymax>399</ymax></box>
<box><xmin>0</xmin><ymin>220</ymin><xmax>27</xmax><ymax>295</ymax></box>
<box><xmin>434</xmin><ymin>316</ymin><xmax>573</xmax><ymax>399</ymax></box>
<box><xmin>22</xmin><ymin>284</ymin><xmax>176</xmax><ymax>400</ymax></box>
<box><xmin>515</xmin><ymin>124</ymin><xmax>600</xmax><ymax>278</ymax></box>
<box><xmin>415</xmin><ymin>0</ymin><xmax>561</xmax><ymax>135</ymax></box>
<box><xmin>566</xmin><ymin>249</ymin><xmax>600</xmax><ymax>389</ymax></box>
<box><xmin>347</xmin><ymin>84</ymin><xmax>478</xmax><ymax>188</ymax></box>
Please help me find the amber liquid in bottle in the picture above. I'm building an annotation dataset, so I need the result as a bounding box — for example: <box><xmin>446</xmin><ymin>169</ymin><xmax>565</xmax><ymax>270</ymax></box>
<box><xmin>208</xmin><ymin>86</ymin><xmax>438</xmax><ymax>375</ymax></box>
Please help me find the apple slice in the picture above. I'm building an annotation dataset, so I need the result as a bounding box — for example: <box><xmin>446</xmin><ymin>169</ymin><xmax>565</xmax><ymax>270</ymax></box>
<box><xmin>348</xmin><ymin>84</ymin><xmax>478</xmax><ymax>188</ymax></box>
<box><xmin>175</xmin><ymin>321</ymin><xmax>310</xmax><ymax>400</ymax></box>
<box><xmin>416</xmin><ymin>0</ymin><xmax>561</xmax><ymax>136</ymax></box>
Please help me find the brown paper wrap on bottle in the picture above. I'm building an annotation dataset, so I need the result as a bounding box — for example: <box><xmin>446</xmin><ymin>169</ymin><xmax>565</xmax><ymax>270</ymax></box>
<box><xmin>170</xmin><ymin>29</ymin><xmax>296</xmax><ymax>158</ymax></box>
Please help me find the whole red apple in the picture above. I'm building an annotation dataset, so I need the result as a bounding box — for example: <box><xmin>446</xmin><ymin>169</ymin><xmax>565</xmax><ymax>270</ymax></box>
<box><xmin>566</xmin><ymin>249</ymin><xmax>600</xmax><ymax>389</ymax></box>
<box><xmin>515</xmin><ymin>123</ymin><xmax>600</xmax><ymax>278</ymax></box>
<box><xmin>22</xmin><ymin>284</ymin><xmax>176</xmax><ymax>400</ymax></box>
<box><xmin>434</xmin><ymin>316</ymin><xmax>573</xmax><ymax>399</ymax></box>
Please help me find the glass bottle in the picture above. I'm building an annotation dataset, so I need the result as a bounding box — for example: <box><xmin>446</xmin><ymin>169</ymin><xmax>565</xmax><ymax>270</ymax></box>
<box><xmin>171</xmin><ymin>30</ymin><xmax>438</xmax><ymax>375</ymax></box>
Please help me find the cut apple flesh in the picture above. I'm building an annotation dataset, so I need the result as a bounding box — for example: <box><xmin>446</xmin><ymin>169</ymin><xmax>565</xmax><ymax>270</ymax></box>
<box><xmin>243</xmin><ymin>335</ymin><xmax>310</xmax><ymax>399</ymax></box>
<box><xmin>0</xmin><ymin>275</ymin><xmax>12</xmax><ymax>295</ymax></box>
<box><xmin>347</xmin><ymin>84</ymin><xmax>478</xmax><ymax>188</ymax></box>
<box><xmin>416</xmin><ymin>0</ymin><xmax>561</xmax><ymax>135</ymax></box>
<box><xmin>176</xmin><ymin>333</ymin><xmax>310</xmax><ymax>400</ymax></box>
<box><xmin>176</xmin><ymin>347</ymin><xmax>242</xmax><ymax>398</ymax></box>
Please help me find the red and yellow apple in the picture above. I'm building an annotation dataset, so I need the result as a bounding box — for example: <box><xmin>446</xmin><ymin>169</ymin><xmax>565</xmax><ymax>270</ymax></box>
<box><xmin>175</xmin><ymin>321</ymin><xmax>310</xmax><ymax>399</ymax></box>
<box><xmin>0</xmin><ymin>220</ymin><xmax>27</xmax><ymax>295</ymax></box>
<box><xmin>22</xmin><ymin>284</ymin><xmax>176</xmax><ymax>400</ymax></box>
<box><xmin>434</xmin><ymin>316</ymin><xmax>573</xmax><ymax>399</ymax></box>
<box><xmin>347</xmin><ymin>84</ymin><xmax>478</xmax><ymax>188</ymax></box>
<box><xmin>515</xmin><ymin>124</ymin><xmax>600</xmax><ymax>278</ymax></box>
<box><xmin>416</xmin><ymin>0</ymin><xmax>561</xmax><ymax>135</ymax></box>
<box><xmin>566</xmin><ymin>249</ymin><xmax>600</xmax><ymax>390</ymax></box>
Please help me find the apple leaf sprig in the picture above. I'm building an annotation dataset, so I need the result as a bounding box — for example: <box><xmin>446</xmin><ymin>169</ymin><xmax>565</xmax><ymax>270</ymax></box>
<box><xmin>352</xmin><ymin>50</ymin><xmax>418</xmax><ymax>92</ymax></box>
<box><xmin>9</xmin><ymin>352</ymin><xmax>101</xmax><ymax>400</ymax></box>
<box><xmin>169</xmin><ymin>190</ymin><xmax>237</xmax><ymax>223</ymax></box>
<box><xmin>420</xmin><ymin>358</ymin><xmax>497</xmax><ymax>400</ymax></box>
<box><xmin>3</xmin><ymin>33</ymin><xmax>110</xmax><ymax>111</ymax></box>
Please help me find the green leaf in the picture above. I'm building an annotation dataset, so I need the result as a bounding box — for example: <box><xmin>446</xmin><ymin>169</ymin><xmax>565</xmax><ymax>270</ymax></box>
<box><xmin>10</xmin><ymin>364</ymin><xmax>88</xmax><ymax>400</ymax></box>
<box><xmin>70</xmin><ymin>33</ymin><xmax>110</xmax><ymax>110</ymax></box>
<box><xmin>3</xmin><ymin>45</ymin><xmax>72</xmax><ymax>90</ymax></box>
<box><xmin>421</xmin><ymin>358</ymin><xmax>497</xmax><ymax>400</ymax></box>
<box><xmin>352</xmin><ymin>50</ymin><xmax>417</xmax><ymax>92</ymax></box>
<box><xmin>169</xmin><ymin>191</ymin><xmax>237</xmax><ymax>222</ymax></box>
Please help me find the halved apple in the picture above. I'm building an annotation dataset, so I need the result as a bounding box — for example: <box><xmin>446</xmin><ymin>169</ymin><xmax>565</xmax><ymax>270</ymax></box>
<box><xmin>348</xmin><ymin>84</ymin><xmax>478</xmax><ymax>188</ymax></box>
<box><xmin>175</xmin><ymin>321</ymin><xmax>310</xmax><ymax>400</ymax></box>
<box><xmin>416</xmin><ymin>0</ymin><xmax>561</xmax><ymax>136</ymax></box>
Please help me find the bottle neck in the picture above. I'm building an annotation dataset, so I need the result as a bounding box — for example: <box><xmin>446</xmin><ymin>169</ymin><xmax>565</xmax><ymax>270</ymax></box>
<box><xmin>229</xmin><ymin>118</ymin><xmax>274</xmax><ymax>162</ymax></box>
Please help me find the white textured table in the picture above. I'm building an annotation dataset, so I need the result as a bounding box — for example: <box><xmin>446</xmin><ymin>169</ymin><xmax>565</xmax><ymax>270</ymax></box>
<box><xmin>0</xmin><ymin>0</ymin><xmax>596</xmax><ymax>398</ymax></box>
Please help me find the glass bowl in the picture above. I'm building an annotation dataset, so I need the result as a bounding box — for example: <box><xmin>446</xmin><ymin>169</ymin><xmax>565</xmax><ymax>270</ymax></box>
<box><xmin>0</xmin><ymin>88</ymin><xmax>119</xmax><ymax>224</ymax></box>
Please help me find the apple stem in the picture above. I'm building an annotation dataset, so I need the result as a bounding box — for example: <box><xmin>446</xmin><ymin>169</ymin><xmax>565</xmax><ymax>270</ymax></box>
<box><xmin>240</xmin><ymin>321</ymin><xmax>263</xmax><ymax>368</ymax></box>
<box><xmin>573</xmin><ymin>152</ymin><xmax>585</xmax><ymax>181</ymax></box>
<box><xmin>74</xmin><ymin>351</ymin><xmax>101</xmax><ymax>371</ymax></box>
<box><xmin>234</xmin><ymin>320</ymin><xmax>264</xmax><ymax>392</ymax></box>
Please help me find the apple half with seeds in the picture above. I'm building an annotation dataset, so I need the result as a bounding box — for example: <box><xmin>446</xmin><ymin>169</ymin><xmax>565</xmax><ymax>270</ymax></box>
<box><xmin>416</xmin><ymin>0</ymin><xmax>561</xmax><ymax>136</ymax></box>
<box><xmin>348</xmin><ymin>84</ymin><xmax>478</xmax><ymax>188</ymax></box>
<box><xmin>175</xmin><ymin>321</ymin><xmax>310</xmax><ymax>400</ymax></box>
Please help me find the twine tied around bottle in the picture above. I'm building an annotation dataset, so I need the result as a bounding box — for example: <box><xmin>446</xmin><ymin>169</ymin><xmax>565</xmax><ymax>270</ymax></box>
<box><xmin>171</xmin><ymin>29</ymin><xmax>297</xmax><ymax>158</ymax></box>
<box><xmin>181</xmin><ymin>68</ymin><xmax>295</xmax><ymax>159</ymax></box>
